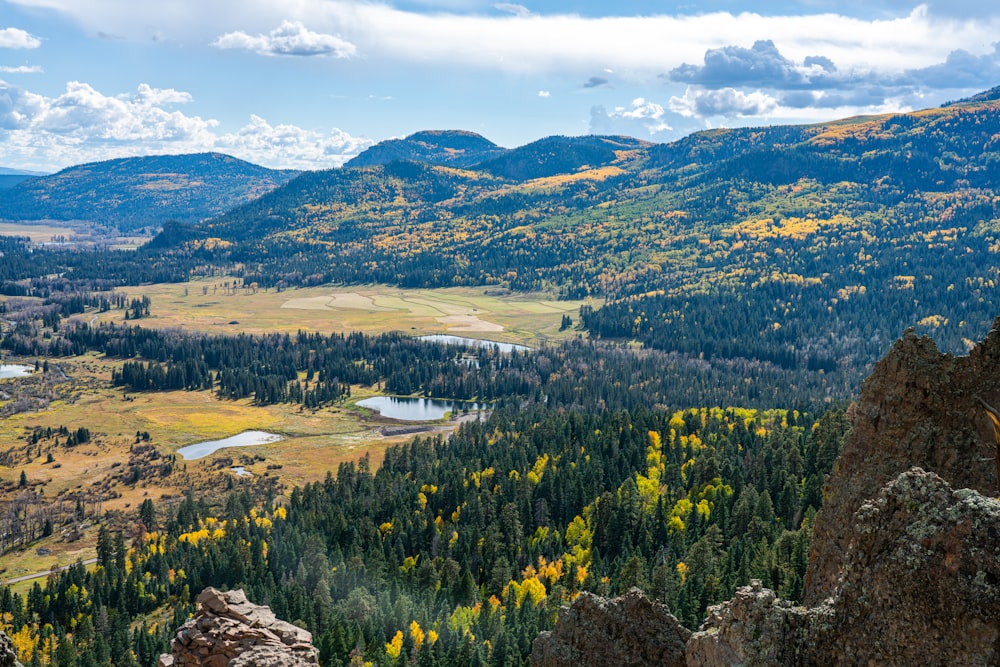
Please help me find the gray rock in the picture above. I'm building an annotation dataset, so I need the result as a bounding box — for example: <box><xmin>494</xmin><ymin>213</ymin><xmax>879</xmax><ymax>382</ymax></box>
<box><xmin>531</xmin><ymin>587</ymin><xmax>689</xmax><ymax>667</ymax></box>
<box><xmin>0</xmin><ymin>629</ymin><xmax>23</xmax><ymax>667</ymax></box>
<box><xmin>806</xmin><ymin>320</ymin><xmax>1000</xmax><ymax>604</ymax></box>
<box><xmin>688</xmin><ymin>468</ymin><xmax>1000</xmax><ymax>666</ymax></box>
<box><xmin>159</xmin><ymin>588</ymin><xmax>318</xmax><ymax>667</ymax></box>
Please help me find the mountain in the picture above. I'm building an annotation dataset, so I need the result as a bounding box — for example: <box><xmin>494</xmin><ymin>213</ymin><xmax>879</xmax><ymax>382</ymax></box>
<box><xmin>0</xmin><ymin>167</ymin><xmax>48</xmax><ymax>176</ymax></box>
<box><xmin>344</xmin><ymin>129</ymin><xmax>505</xmax><ymax>168</ymax></box>
<box><xmin>474</xmin><ymin>134</ymin><xmax>649</xmax><ymax>180</ymax></box>
<box><xmin>0</xmin><ymin>167</ymin><xmax>48</xmax><ymax>191</ymax></box>
<box><xmin>344</xmin><ymin>130</ymin><xmax>648</xmax><ymax>178</ymax></box>
<box><xmin>0</xmin><ymin>152</ymin><xmax>300</xmax><ymax>231</ymax></box>
<box><xmin>132</xmin><ymin>95</ymin><xmax>1000</xmax><ymax>383</ymax></box>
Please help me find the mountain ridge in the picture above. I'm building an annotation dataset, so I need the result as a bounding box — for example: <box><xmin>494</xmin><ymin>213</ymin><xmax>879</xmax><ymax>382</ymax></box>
<box><xmin>0</xmin><ymin>152</ymin><xmax>300</xmax><ymax>231</ymax></box>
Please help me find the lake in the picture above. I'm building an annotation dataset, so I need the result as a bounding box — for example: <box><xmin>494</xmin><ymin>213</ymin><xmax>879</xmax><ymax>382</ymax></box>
<box><xmin>176</xmin><ymin>431</ymin><xmax>283</xmax><ymax>460</ymax></box>
<box><xmin>357</xmin><ymin>396</ymin><xmax>486</xmax><ymax>421</ymax></box>
<box><xmin>417</xmin><ymin>334</ymin><xmax>531</xmax><ymax>354</ymax></box>
<box><xmin>0</xmin><ymin>364</ymin><xmax>33</xmax><ymax>379</ymax></box>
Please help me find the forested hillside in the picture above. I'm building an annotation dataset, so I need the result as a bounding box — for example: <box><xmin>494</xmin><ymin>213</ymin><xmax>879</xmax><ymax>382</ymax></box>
<box><xmin>0</xmin><ymin>352</ymin><xmax>847</xmax><ymax>665</ymax></box>
<box><xmin>4</xmin><ymin>93</ymin><xmax>988</xmax><ymax>396</ymax></box>
<box><xmin>0</xmin><ymin>153</ymin><xmax>299</xmax><ymax>231</ymax></box>
<box><xmin>5</xmin><ymin>94</ymin><xmax>999</xmax><ymax>665</ymax></box>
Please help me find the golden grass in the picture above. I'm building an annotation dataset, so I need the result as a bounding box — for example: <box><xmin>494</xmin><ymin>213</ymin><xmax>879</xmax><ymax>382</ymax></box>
<box><xmin>83</xmin><ymin>281</ymin><xmax>600</xmax><ymax>348</ymax></box>
<box><xmin>0</xmin><ymin>222</ymin><xmax>77</xmax><ymax>243</ymax></box>
<box><xmin>0</xmin><ymin>525</ymin><xmax>99</xmax><ymax>594</ymax></box>
<box><xmin>0</xmin><ymin>283</ymin><xmax>591</xmax><ymax>572</ymax></box>
<box><xmin>0</xmin><ymin>360</ymin><xmax>469</xmax><ymax>519</ymax></box>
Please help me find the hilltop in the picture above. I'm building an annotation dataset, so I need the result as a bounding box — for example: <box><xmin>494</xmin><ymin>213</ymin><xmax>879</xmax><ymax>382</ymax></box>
<box><xmin>344</xmin><ymin>130</ymin><xmax>506</xmax><ymax>168</ymax></box>
<box><xmin>0</xmin><ymin>152</ymin><xmax>299</xmax><ymax>231</ymax></box>
<box><xmin>116</xmin><ymin>93</ymin><xmax>999</xmax><ymax>386</ymax></box>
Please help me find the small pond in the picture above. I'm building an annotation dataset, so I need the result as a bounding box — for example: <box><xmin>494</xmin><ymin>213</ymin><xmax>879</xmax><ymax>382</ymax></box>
<box><xmin>417</xmin><ymin>335</ymin><xmax>531</xmax><ymax>353</ymax></box>
<box><xmin>0</xmin><ymin>364</ymin><xmax>33</xmax><ymax>379</ymax></box>
<box><xmin>357</xmin><ymin>396</ymin><xmax>486</xmax><ymax>421</ymax></box>
<box><xmin>177</xmin><ymin>430</ymin><xmax>283</xmax><ymax>460</ymax></box>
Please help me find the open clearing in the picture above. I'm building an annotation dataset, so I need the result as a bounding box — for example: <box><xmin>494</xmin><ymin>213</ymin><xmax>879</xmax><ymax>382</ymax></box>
<box><xmin>88</xmin><ymin>280</ymin><xmax>600</xmax><ymax>347</ymax></box>
<box><xmin>0</xmin><ymin>281</ymin><xmax>593</xmax><ymax>572</ymax></box>
<box><xmin>0</xmin><ymin>221</ymin><xmax>77</xmax><ymax>243</ymax></box>
<box><xmin>0</xmin><ymin>357</ymin><xmax>426</xmax><ymax>504</ymax></box>
<box><xmin>0</xmin><ymin>356</ymin><xmax>455</xmax><ymax>576</ymax></box>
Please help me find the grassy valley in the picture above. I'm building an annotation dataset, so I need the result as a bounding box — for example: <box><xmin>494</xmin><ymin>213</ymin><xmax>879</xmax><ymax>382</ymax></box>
<box><xmin>0</xmin><ymin>94</ymin><xmax>998</xmax><ymax>665</ymax></box>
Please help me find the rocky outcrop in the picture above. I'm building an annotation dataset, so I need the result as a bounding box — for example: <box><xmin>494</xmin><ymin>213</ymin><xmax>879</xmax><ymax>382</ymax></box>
<box><xmin>533</xmin><ymin>323</ymin><xmax>1000</xmax><ymax>666</ymax></box>
<box><xmin>819</xmin><ymin>467</ymin><xmax>1000</xmax><ymax>665</ymax></box>
<box><xmin>687</xmin><ymin>468</ymin><xmax>1000</xmax><ymax>666</ymax></box>
<box><xmin>805</xmin><ymin>322</ymin><xmax>1000</xmax><ymax>604</ymax></box>
<box><xmin>531</xmin><ymin>587</ymin><xmax>690</xmax><ymax>667</ymax></box>
<box><xmin>0</xmin><ymin>629</ymin><xmax>23</xmax><ymax>667</ymax></box>
<box><xmin>158</xmin><ymin>587</ymin><xmax>318</xmax><ymax>667</ymax></box>
<box><xmin>685</xmin><ymin>580</ymin><xmax>830</xmax><ymax>666</ymax></box>
<box><xmin>535</xmin><ymin>469</ymin><xmax>1000</xmax><ymax>666</ymax></box>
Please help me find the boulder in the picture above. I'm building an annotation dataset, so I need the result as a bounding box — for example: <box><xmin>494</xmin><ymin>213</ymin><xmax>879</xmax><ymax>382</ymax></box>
<box><xmin>158</xmin><ymin>587</ymin><xmax>318</xmax><ymax>667</ymax></box>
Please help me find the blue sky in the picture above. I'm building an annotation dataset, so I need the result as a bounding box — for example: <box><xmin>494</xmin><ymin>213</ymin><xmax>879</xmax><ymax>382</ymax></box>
<box><xmin>1</xmin><ymin>0</ymin><xmax>999</xmax><ymax>172</ymax></box>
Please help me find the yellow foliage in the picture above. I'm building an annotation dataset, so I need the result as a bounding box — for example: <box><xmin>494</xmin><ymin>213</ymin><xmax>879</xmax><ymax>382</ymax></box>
<box><xmin>504</xmin><ymin>577</ymin><xmax>547</xmax><ymax>607</ymax></box>
<box><xmin>385</xmin><ymin>630</ymin><xmax>404</xmax><ymax>659</ymax></box>
<box><xmin>535</xmin><ymin>556</ymin><xmax>564</xmax><ymax>584</ymax></box>
<box><xmin>420</xmin><ymin>484</ymin><xmax>438</xmax><ymax>494</ymax></box>
<box><xmin>410</xmin><ymin>620</ymin><xmax>425</xmax><ymax>649</ymax></box>
<box><xmin>696</xmin><ymin>499</ymin><xmax>711</xmax><ymax>519</ymax></box>
<box><xmin>677</xmin><ymin>561</ymin><xmax>688</xmax><ymax>584</ymax></box>
<box><xmin>449</xmin><ymin>603</ymin><xmax>482</xmax><ymax>634</ymax></box>
<box><xmin>10</xmin><ymin>626</ymin><xmax>35</xmax><ymax>663</ymax></box>
<box><xmin>401</xmin><ymin>555</ymin><xmax>419</xmax><ymax>574</ymax></box>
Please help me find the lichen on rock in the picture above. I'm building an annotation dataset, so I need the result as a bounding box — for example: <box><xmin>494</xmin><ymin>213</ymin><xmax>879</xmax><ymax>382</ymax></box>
<box><xmin>530</xmin><ymin>587</ymin><xmax>689</xmax><ymax>667</ymax></box>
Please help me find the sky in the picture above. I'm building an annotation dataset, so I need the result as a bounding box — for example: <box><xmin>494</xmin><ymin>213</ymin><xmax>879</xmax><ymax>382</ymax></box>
<box><xmin>1</xmin><ymin>0</ymin><xmax>999</xmax><ymax>172</ymax></box>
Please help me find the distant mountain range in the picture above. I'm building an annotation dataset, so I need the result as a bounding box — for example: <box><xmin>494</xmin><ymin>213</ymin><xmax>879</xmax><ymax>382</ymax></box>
<box><xmin>118</xmin><ymin>91</ymin><xmax>997</xmax><ymax>374</ymax></box>
<box><xmin>0</xmin><ymin>167</ymin><xmax>49</xmax><ymax>191</ymax></box>
<box><xmin>0</xmin><ymin>153</ymin><xmax>299</xmax><ymax>231</ymax></box>
<box><xmin>345</xmin><ymin>129</ymin><xmax>651</xmax><ymax>180</ymax></box>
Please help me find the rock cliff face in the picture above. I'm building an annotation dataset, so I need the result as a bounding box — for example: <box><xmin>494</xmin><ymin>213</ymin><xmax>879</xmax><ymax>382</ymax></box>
<box><xmin>0</xmin><ymin>630</ymin><xmax>23</xmax><ymax>667</ymax></box>
<box><xmin>687</xmin><ymin>468</ymin><xmax>1000</xmax><ymax>666</ymax></box>
<box><xmin>535</xmin><ymin>469</ymin><xmax>1000</xmax><ymax>666</ymax></box>
<box><xmin>533</xmin><ymin>322</ymin><xmax>1000</xmax><ymax>667</ymax></box>
<box><xmin>158</xmin><ymin>588</ymin><xmax>319</xmax><ymax>667</ymax></box>
<box><xmin>531</xmin><ymin>588</ymin><xmax>690</xmax><ymax>667</ymax></box>
<box><xmin>804</xmin><ymin>321</ymin><xmax>1000</xmax><ymax>603</ymax></box>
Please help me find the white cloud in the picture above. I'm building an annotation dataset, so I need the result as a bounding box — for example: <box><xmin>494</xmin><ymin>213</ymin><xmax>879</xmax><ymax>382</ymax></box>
<box><xmin>217</xmin><ymin>114</ymin><xmax>373</xmax><ymax>169</ymax></box>
<box><xmin>212</xmin><ymin>20</ymin><xmax>356</xmax><ymax>58</ymax></box>
<box><xmin>0</xmin><ymin>27</ymin><xmax>41</xmax><ymax>49</ymax></box>
<box><xmin>589</xmin><ymin>97</ymin><xmax>692</xmax><ymax>139</ymax></box>
<box><xmin>537</xmin><ymin>90</ymin><xmax>550</xmax><ymax>97</ymax></box>
<box><xmin>669</xmin><ymin>87</ymin><xmax>779</xmax><ymax>118</ymax></box>
<box><xmin>667</xmin><ymin>85</ymin><xmax>913</xmax><ymax>124</ymax></box>
<box><xmin>0</xmin><ymin>80</ymin><xmax>371</xmax><ymax>171</ymax></box>
<box><xmin>7</xmin><ymin>1</ymin><xmax>999</xmax><ymax>78</ymax></box>
<box><xmin>0</xmin><ymin>65</ymin><xmax>43</xmax><ymax>73</ymax></box>
<box><xmin>494</xmin><ymin>3</ymin><xmax>530</xmax><ymax>18</ymax></box>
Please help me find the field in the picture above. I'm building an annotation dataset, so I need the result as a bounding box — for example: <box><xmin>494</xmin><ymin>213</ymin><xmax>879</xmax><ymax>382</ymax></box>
<box><xmin>0</xmin><ymin>221</ymin><xmax>77</xmax><ymax>243</ymax></box>
<box><xmin>0</xmin><ymin>221</ymin><xmax>151</xmax><ymax>249</ymax></box>
<box><xmin>0</xmin><ymin>281</ymin><xmax>593</xmax><ymax>580</ymax></box>
<box><xmin>91</xmin><ymin>280</ymin><xmax>599</xmax><ymax>347</ymax></box>
<box><xmin>0</xmin><ymin>355</ymin><xmax>457</xmax><ymax>583</ymax></box>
